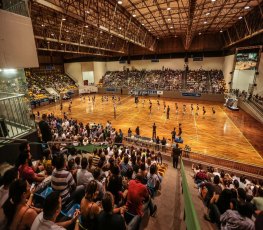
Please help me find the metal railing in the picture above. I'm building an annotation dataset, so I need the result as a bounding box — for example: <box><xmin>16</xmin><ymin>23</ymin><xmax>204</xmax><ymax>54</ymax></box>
<box><xmin>2</xmin><ymin>0</ymin><xmax>29</xmax><ymax>17</ymax></box>
<box><xmin>124</xmin><ymin>136</ymin><xmax>263</xmax><ymax>177</ymax></box>
<box><xmin>180</xmin><ymin>159</ymin><xmax>201</xmax><ymax>230</ymax></box>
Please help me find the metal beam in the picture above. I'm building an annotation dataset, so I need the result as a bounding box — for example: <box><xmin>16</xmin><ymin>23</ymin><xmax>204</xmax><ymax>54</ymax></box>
<box><xmin>34</xmin><ymin>0</ymin><xmax>154</xmax><ymax>50</ymax></box>
<box><xmin>224</xmin><ymin>29</ymin><xmax>263</xmax><ymax>48</ymax></box>
<box><xmin>37</xmin><ymin>48</ymin><xmax>111</xmax><ymax>56</ymax></box>
<box><xmin>34</xmin><ymin>36</ymin><xmax>125</xmax><ymax>53</ymax></box>
<box><xmin>185</xmin><ymin>0</ymin><xmax>196</xmax><ymax>50</ymax></box>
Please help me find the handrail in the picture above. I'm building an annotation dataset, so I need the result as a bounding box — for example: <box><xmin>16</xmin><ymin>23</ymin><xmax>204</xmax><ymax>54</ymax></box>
<box><xmin>180</xmin><ymin>159</ymin><xmax>201</xmax><ymax>230</ymax></box>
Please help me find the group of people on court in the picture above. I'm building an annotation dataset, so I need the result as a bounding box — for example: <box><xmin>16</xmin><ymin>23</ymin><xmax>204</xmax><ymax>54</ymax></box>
<box><xmin>134</xmin><ymin>97</ymin><xmax>217</xmax><ymax>118</ymax></box>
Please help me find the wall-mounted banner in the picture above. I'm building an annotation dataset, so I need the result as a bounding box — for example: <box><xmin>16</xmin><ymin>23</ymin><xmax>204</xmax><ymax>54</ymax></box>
<box><xmin>79</xmin><ymin>86</ymin><xmax>98</xmax><ymax>94</ymax></box>
<box><xmin>105</xmin><ymin>88</ymin><xmax>117</xmax><ymax>92</ymax></box>
<box><xmin>182</xmin><ymin>92</ymin><xmax>201</xmax><ymax>97</ymax></box>
<box><xmin>129</xmin><ymin>89</ymin><xmax>163</xmax><ymax>95</ymax></box>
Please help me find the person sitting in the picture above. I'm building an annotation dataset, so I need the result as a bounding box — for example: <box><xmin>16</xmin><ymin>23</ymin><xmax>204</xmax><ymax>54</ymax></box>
<box><xmin>51</xmin><ymin>154</ymin><xmax>84</xmax><ymax>206</ymax></box>
<box><xmin>126</xmin><ymin>173</ymin><xmax>157</xmax><ymax>217</ymax></box>
<box><xmin>174</xmin><ymin>136</ymin><xmax>183</xmax><ymax>143</ymax></box>
<box><xmin>106</xmin><ymin>164</ymin><xmax>123</xmax><ymax>206</ymax></box>
<box><xmin>251</xmin><ymin>187</ymin><xmax>263</xmax><ymax>214</ymax></box>
<box><xmin>77</xmin><ymin>157</ymin><xmax>94</xmax><ymax>188</ymax></box>
<box><xmin>93</xmin><ymin>167</ymin><xmax>105</xmax><ymax>201</ymax></box>
<box><xmin>18</xmin><ymin>150</ymin><xmax>45</xmax><ymax>184</ymax></box>
<box><xmin>220</xmin><ymin>201</ymin><xmax>254</xmax><ymax>230</ymax></box>
<box><xmin>80</xmin><ymin>180</ymin><xmax>101</xmax><ymax>230</ymax></box>
<box><xmin>0</xmin><ymin>168</ymin><xmax>18</xmax><ymax>229</ymax></box>
<box><xmin>97</xmin><ymin>192</ymin><xmax>126</xmax><ymax>230</ymax></box>
<box><xmin>146</xmin><ymin>164</ymin><xmax>161</xmax><ymax>197</ymax></box>
<box><xmin>3</xmin><ymin>179</ymin><xmax>39</xmax><ymax>229</ymax></box>
<box><xmin>31</xmin><ymin>191</ymin><xmax>80</xmax><ymax>230</ymax></box>
<box><xmin>120</xmin><ymin>155</ymin><xmax>132</xmax><ymax>177</ymax></box>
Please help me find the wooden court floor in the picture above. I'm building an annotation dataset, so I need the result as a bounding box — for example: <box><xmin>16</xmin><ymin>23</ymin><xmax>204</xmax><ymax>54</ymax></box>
<box><xmin>35</xmin><ymin>94</ymin><xmax>263</xmax><ymax>166</ymax></box>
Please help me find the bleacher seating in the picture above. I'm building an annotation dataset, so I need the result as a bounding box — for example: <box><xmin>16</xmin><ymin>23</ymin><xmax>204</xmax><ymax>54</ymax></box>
<box><xmin>25</xmin><ymin>69</ymin><xmax>77</xmax><ymax>101</ymax></box>
<box><xmin>100</xmin><ymin>69</ymin><xmax>225</xmax><ymax>93</ymax></box>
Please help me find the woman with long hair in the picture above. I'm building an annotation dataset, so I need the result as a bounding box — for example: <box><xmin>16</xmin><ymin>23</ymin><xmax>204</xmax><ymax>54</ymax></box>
<box><xmin>3</xmin><ymin>179</ymin><xmax>39</xmax><ymax>230</ymax></box>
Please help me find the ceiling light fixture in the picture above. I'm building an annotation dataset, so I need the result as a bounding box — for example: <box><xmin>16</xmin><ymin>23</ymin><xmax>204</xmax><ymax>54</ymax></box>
<box><xmin>41</xmin><ymin>24</ymin><xmax>45</xmax><ymax>27</ymax></box>
<box><xmin>119</xmin><ymin>27</ymin><xmax>122</xmax><ymax>30</ymax></box>
<box><xmin>100</xmin><ymin>31</ymin><xmax>103</xmax><ymax>33</ymax></box>
<box><xmin>170</xmin><ymin>26</ymin><xmax>173</xmax><ymax>29</ymax></box>
<box><xmin>204</xmin><ymin>21</ymin><xmax>207</xmax><ymax>24</ymax></box>
<box><xmin>118</xmin><ymin>1</ymin><xmax>122</xmax><ymax>4</ymax></box>
<box><xmin>62</xmin><ymin>18</ymin><xmax>66</xmax><ymax>21</ymax></box>
<box><xmin>220</xmin><ymin>29</ymin><xmax>223</xmax><ymax>33</ymax></box>
<box><xmin>244</xmin><ymin>6</ymin><xmax>250</xmax><ymax>10</ymax></box>
<box><xmin>199</xmin><ymin>32</ymin><xmax>202</xmax><ymax>35</ymax></box>
<box><xmin>85</xmin><ymin>10</ymin><xmax>90</xmax><ymax>13</ymax></box>
<box><xmin>51</xmin><ymin>33</ymin><xmax>54</xmax><ymax>36</ymax></box>
<box><xmin>206</xmin><ymin>12</ymin><xmax>210</xmax><ymax>16</ymax></box>
<box><xmin>239</xmin><ymin>16</ymin><xmax>243</xmax><ymax>19</ymax></box>
<box><xmin>133</xmin><ymin>14</ymin><xmax>136</xmax><ymax>17</ymax></box>
<box><xmin>168</xmin><ymin>18</ymin><xmax>171</xmax><ymax>21</ymax></box>
<box><xmin>142</xmin><ymin>23</ymin><xmax>145</xmax><ymax>25</ymax></box>
<box><xmin>66</xmin><ymin>30</ymin><xmax>69</xmax><ymax>32</ymax></box>
<box><xmin>85</xmin><ymin>25</ymin><xmax>88</xmax><ymax>28</ymax></box>
<box><xmin>211</xmin><ymin>0</ymin><xmax>216</xmax><ymax>2</ymax></box>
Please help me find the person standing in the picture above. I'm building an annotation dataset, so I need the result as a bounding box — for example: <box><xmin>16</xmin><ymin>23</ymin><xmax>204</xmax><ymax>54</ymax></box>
<box><xmin>178</xmin><ymin>123</ymin><xmax>182</xmax><ymax>136</ymax></box>
<box><xmin>38</xmin><ymin>114</ymin><xmax>52</xmax><ymax>143</ymax></box>
<box><xmin>135</xmin><ymin>126</ymin><xmax>140</xmax><ymax>136</ymax></box>
<box><xmin>152</xmin><ymin>123</ymin><xmax>157</xmax><ymax>139</ymax></box>
<box><xmin>172</xmin><ymin>143</ymin><xmax>182</xmax><ymax>169</ymax></box>
<box><xmin>166</xmin><ymin>106</ymin><xmax>170</xmax><ymax>119</ymax></box>
<box><xmin>171</xmin><ymin>128</ymin><xmax>176</xmax><ymax>142</ymax></box>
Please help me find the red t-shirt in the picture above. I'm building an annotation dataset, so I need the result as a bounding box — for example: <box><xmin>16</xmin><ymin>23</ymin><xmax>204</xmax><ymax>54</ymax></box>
<box><xmin>18</xmin><ymin>164</ymin><xmax>35</xmax><ymax>183</ymax></box>
<box><xmin>126</xmin><ymin>179</ymin><xmax>149</xmax><ymax>216</ymax></box>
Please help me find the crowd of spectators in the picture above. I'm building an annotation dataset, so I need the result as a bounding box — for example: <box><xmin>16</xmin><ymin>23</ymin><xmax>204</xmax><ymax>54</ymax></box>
<box><xmin>0</xmin><ymin>113</ymin><xmax>168</xmax><ymax>230</ymax></box>
<box><xmin>192</xmin><ymin>164</ymin><xmax>263</xmax><ymax>230</ymax></box>
<box><xmin>25</xmin><ymin>70</ymin><xmax>77</xmax><ymax>101</ymax></box>
<box><xmin>186</xmin><ymin>70</ymin><xmax>225</xmax><ymax>93</ymax></box>
<box><xmin>100</xmin><ymin>69</ymin><xmax>225</xmax><ymax>93</ymax></box>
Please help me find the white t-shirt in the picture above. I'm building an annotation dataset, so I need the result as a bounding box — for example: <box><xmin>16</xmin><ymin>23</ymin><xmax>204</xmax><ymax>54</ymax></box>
<box><xmin>76</xmin><ymin>169</ymin><xmax>94</xmax><ymax>186</ymax></box>
<box><xmin>31</xmin><ymin>212</ymin><xmax>66</xmax><ymax>230</ymax></box>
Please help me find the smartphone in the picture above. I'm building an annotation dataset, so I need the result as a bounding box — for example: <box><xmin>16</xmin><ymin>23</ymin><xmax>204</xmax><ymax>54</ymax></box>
<box><xmin>30</xmin><ymin>183</ymin><xmax>36</xmax><ymax>192</ymax></box>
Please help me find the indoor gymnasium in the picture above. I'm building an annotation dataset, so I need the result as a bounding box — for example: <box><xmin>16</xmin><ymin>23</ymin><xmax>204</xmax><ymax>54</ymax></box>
<box><xmin>0</xmin><ymin>1</ymin><xmax>263</xmax><ymax>230</ymax></box>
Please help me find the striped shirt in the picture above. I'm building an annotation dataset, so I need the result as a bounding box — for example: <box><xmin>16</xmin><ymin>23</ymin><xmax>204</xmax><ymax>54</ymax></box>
<box><xmin>92</xmin><ymin>155</ymin><xmax>100</xmax><ymax>167</ymax></box>
<box><xmin>51</xmin><ymin>169</ymin><xmax>75</xmax><ymax>204</ymax></box>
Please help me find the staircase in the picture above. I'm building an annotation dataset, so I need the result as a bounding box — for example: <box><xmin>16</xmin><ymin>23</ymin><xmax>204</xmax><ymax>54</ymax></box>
<box><xmin>239</xmin><ymin>100</ymin><xmax>263</xmax><ymax>124</ymax></box>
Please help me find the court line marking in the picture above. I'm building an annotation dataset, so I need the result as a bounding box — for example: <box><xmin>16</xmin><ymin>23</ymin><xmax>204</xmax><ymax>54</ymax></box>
<box><xmin>218</xmin><ymin>106</ymin><xmax>263</xmax><ymax>160</ymax></box>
